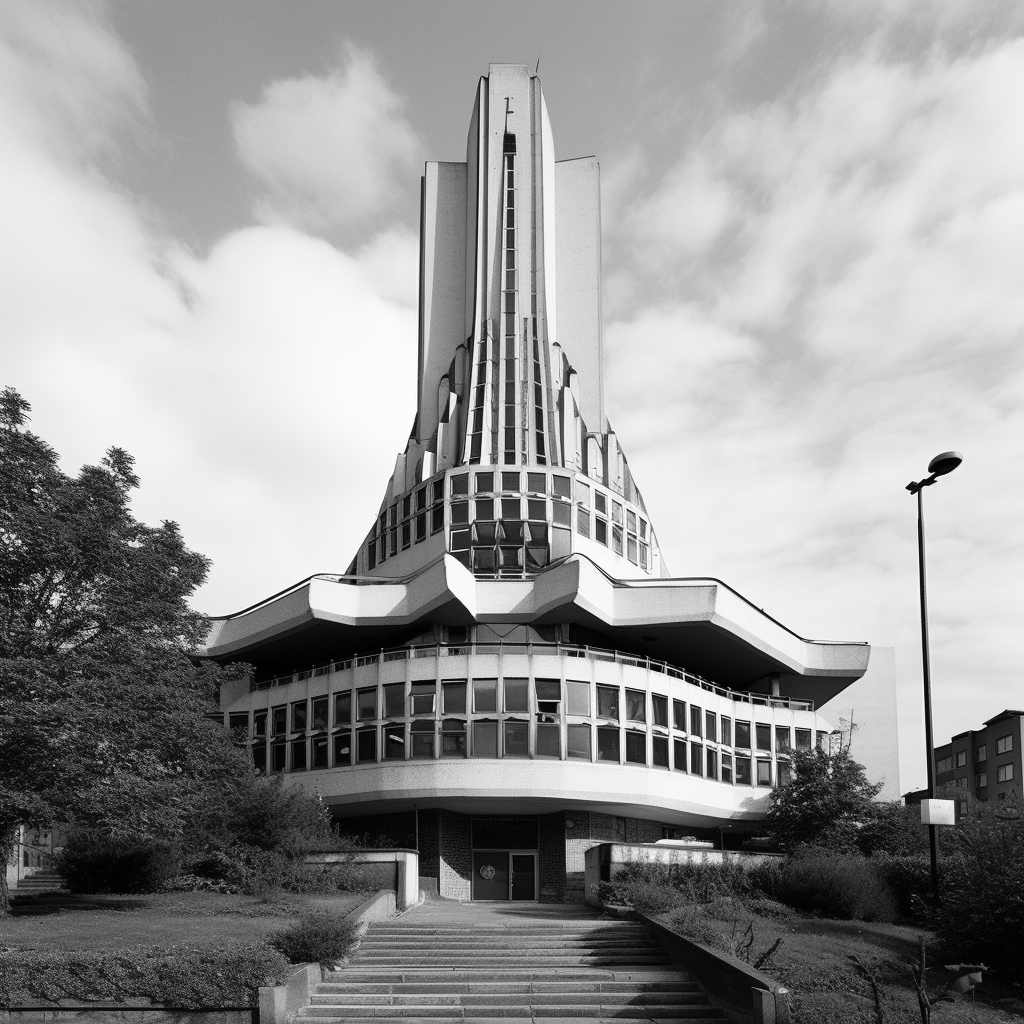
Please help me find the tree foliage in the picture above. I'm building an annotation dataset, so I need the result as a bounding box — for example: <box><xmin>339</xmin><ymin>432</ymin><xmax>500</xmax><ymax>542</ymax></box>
<box><xmin>763</xmin><ymin>746</ymin><xmax>883</xmax><ymax>853</ymax></box>
<box><xmin>0</xmin><ymin>388</ymin><xmax>250</xmax><ymax>912</ymax></box>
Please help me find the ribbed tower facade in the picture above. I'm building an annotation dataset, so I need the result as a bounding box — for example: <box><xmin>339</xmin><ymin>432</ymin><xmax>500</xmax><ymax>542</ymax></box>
<box><xmin>354</xmin><ymin>65</ymin><xmax>662</xmax><ymax>583</ymax></box>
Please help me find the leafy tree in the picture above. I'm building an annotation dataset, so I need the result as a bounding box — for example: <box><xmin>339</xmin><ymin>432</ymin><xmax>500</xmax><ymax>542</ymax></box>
<box><xmin>763</xmin><ymin>745</ymin><xmax>883</xmax><ymax>853</ymax></box>
<box><xmin>0</xmin><ymin>387</ymin><xmax>250</xmax><ymax>913</ymax></box>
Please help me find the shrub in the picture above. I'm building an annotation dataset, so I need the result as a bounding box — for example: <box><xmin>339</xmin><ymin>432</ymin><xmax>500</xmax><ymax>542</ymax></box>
<box><xmin>599</xmin><ymin>859</ymin><xmax>767</xmax><ymax>913</ymax></box>
<box><xmin>0</xmin><ymin>944</ymin><xmax>288</xmax><ymax>1008</ymax></box>
<box><xmin>269</xmin><ymin>910</ymin><xmax>358</xmax><ymax>969</ymax></box>
<box><xmin>764</xmin><ymin>851</ymin><xmax>896</xmax><ymax>921</ymax></box>
<box><xmin>931</xmin><ymin>801</ymin><xmax>1024</xmax><ymax>977</ymax></box>
<box><xmin>871</xmin><ymin>853</ymin><xmax>932</xmax><ymax>922</ymax></box>
<box><xmin>57</xmin><ymin>831</ymin><xmax>180</xmax><ymax>894</ymax></box>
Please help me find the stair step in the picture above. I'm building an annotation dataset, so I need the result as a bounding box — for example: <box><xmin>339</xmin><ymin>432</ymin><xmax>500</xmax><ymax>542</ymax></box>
<box><xmin>311</xmin><ymin>993</ymin><xmax>708</xmax><ymax>1007</ymax></box>
<box><xmin>318</xmin><ymin>983</ymin><xmax>700</xmax><ymax>996</ymax></box>
<box><xmin>299</xmin><ymin>1008</ymin><xmax>722</xmax><ymax>1020</ymax></box>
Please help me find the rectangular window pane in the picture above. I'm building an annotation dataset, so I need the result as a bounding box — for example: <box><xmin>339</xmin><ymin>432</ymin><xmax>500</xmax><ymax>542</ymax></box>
<box><xmin>625</xmin><ymin>731</ymin><xmax>646</xmax><ymax>764</ymax></box>
<box><xmin>735</xmin><ymin>721</ymin><xmax>751</xmax><ymax>748</ymax></box>
<box><xmin>536</xmin><ymin>724</ymin><xmax>561</xmax><ymax>757</ymax></box>
<box><xmin>705</xmin><ymin>712</ymin><xmax>717</xmax><ymax>742</ymax></box>
<box><xmin>357</xmin><ymin>729</ymin><xmax>376</xmax><ymax>762</ymax></box>
<box><xmin>690</xmin><ymin>706</ymin><xmax>702</xmax><ymax>737</ymax></box>
<box><xmin>706</xmin><ymin>747</ymin><xmax>718</xmax><ymax>780</ymax></box>
<box><xmin>451</xmin><ymin>474</ymin><xmax>468</xmax><ymax>495</ymax></box>
<box><xmin>441</xmin><ymin>720</ymin><xmax>467</xmax><ymax>756</ymax></box>
<box><xmin>473</xmin><ymin>678</ymin><xmax>497</xmax><ymax>713</ymax></box>
<box><xmin>473</xmin><ymin>721</ymin><xmax>498</xmax><ymax>757</ymax></box>
<box><xmin>443</xmin><ymin>681</ymin><xmax>467</xmax><ymax>714</ymax></box>
<box><xmin>292</xmin><ymin>701</ymin><xmax>307</xmax><ymax>732</ymax></box>
<box><xmin>736</xmin><ymin>755</ymin><xmax>751</xmax><ymax>785</ymax></box>
<box><xmin>721</xmin><ymin>716</ymin><xmax>732</xmax><ymax>746</ymax></box>
<box><xmin>598</xmin><ymin>726</ymin><xmax>620</xmax><ymax>761</ymax></box>
<box><xmin>673</xmin><ymin>700</ymin><xmax>686</xmax><ymax>731</ymax></box>
<box><xmin>594</xmin><ymin>492</ymin><xmax>607</xmax><ymax>515</ymax></box>
<box><xmin>757</xmin><ymin>760</ymin><xmax>772</xmax><ymax>786</ymax></box>
<box><xmin>384</xmin><ymin>724</ymin><xmax>405</xmax><ymax>759</ymax></box>
<box><xmin>411</xmin><ymin>722</ymin><xmax>434</xmax><ymax>758</ymax></box>
<box><xmin>501</xmin><ymin>471</ymin><xmax>519</xmax><ymax>491</ymax></box>
<box><xmin>652</xmin><ymin>695</ymin><xmax>668</xmax><ymax>728</ymax></box>
<box><xmin>795</xmin><ymin>728</ymin><xmax>811</xmax><ymax>750</ymax></box>
<box><xmin>690</xmin><ymin>742</ymin><xmax>703</xmax><ymax>775</ymax></box>
<box><xmin>567</xmin><ymin>723</ymin><xmax>591</xmax><ymax>760</ymax></box>
<box><xmin>567</xmin><ymin>681</ymin><xmax>590</xmax><ymax>717</ymax></box>
<box><xmin>673</xmin><ymin>738</ymin><xmax>687</xmax><ymax>772</ymax></box>
<box><xmin>756</xmin><ymin>724</ymin><xmax>771</xmax><ymax>751</ymax></box>
<box><xmin>597</xmin><ymin>685</ymin><xmax>619</xmax><ymax>720</ymax></box>
<box><xmin>384</xmin><ymin>684</ymin><xmax>404</xmax><ymax>718</ymax></box>
<box><xmin>552</xmin><ymin>501</ymin><xmax>571</xmax><ymax>526</ymax></box>
<box><xmin>357</xmin><ymin>689</ymin><xmax>377</xmax><ymax>720</ymax></box>
<box><xmin>975</xmin><ymin>744</ymin><xmax>987</xmax><ymax>762</ymax></box>
<box><xmin>653</xmin><ymin>736</ymin><xmax>669</xmax><ymax>768</ymax></box>
<box><xmin>503</xmin><ymin>720</ymin><xmax>529</xmax><ymax>756</ymax></box>
<box><xmin>503</xmin><ymin>677</ymin><xmax>529</xmax><ymax>712</ymax></box>
<box><xmin>311</xmin><ymin>697</ymin><xmax>328</xmax><ymax>731</ymax></box>
<box><xmin>410</xmin><ymin>682</ymin><xmax>435</xmax><ymax>715</ymax></box>
<box><xmin>722</xmin><ymin>752</ymin><xmax>733</xmax><ymax>784</ymax></box>
<box><xmin>626</xmin><ymin>689</ymin><xmax>646</xmax><ymax>723</ymax></box>
<box><xmin>291</xmin><ymin>740</ymin><xmax>307</xmax><ymax>771</ymax></box>
<box><xmin>271</xmin><ymin>744</ymin><xmax>286</xmax><ymax>772</ymax></box>
<box><xmin>333</xmin><ymin>732</ymin><xmax>351</xmax><ymax>766</ymax></box>
<box><xmin>272</xmin><ymin>706</ymin><xmax>287</xmax><ymax>736</ymax></box>
<box><xmin>536</xmin><ymin>678</ymin><xmax>561</xmax><ymax>712</ymax></box>
<box><xmin>475</xmin><ymin>472</ymin><xmax>493</xmax><ymax>493</ymax></box>
<box><xmin>776</xmin><ymin>726</ymin><xmax>791</xmax><ymax>752</ymax></box>
<box><xmin>312</xmin><ymin>736</ymin><xmax>328</xmax><ymax>768</ymax></box>
<box><xmin>251</xmin><ymin>743</ymin><xmax>267</xmax><ymax>773</ymax></box>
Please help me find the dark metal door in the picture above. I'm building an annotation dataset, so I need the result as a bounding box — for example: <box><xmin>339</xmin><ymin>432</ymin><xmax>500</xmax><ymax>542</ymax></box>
<box><xmin>473</xmin><ymin>852</ymin><xmax>510</xmax><ymax>900</ymax></box>
<box><xmin>511</xmin><ymin>853</ymin><xmax>536</xmax><ymax>900</ymax></box>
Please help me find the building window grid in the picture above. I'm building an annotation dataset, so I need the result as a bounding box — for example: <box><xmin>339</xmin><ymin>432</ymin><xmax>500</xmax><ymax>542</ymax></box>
<box><xmin>255</xmin><ymin>674</ymin><xmax>814</xmax><ymax>785</ymax></box>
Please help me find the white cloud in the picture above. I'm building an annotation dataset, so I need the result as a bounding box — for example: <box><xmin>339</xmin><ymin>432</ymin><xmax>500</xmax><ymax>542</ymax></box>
<box><xmin>0</xmin><ymin>13</ymin><xmax>418</xmax><ymax>615</ymax></box>
<box><xmin>606</xmin><ymin>35</ymin><xmax>1024</xmax><ymax>787</ymax></box>
<box><xmin>231</xmin><ymin>45</ymin><xmax>422</xmax><ymax>234</ymax></box>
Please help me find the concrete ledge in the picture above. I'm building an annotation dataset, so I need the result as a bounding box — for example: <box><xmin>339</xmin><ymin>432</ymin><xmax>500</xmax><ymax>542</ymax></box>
<box><xmin>639</xmin><ymin>912</ymin><xmax>790</xmax><ymax>1024</ymax></box>
<box><xmin>305</xmin><ymin>848</ymin><xmax>419</xmax><ymax>910</ymax></box>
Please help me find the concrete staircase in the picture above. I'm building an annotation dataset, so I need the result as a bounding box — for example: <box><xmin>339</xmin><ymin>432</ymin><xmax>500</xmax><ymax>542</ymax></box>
<box><xmin>12</xmin><ymin>868</ymin><xmax>65</xmax><ymax>893</ymax></box>
<box><xmin>299</xmin><ymin>918</ymin><xmax>725</xmax><ymax>1022</ymax></box>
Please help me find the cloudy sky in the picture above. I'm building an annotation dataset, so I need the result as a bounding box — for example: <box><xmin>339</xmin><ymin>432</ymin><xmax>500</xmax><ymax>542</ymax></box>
<box><xmin>3</xmin><ymin>0</ymin><xmax>1022</xmax><ymax>790</ymax></box>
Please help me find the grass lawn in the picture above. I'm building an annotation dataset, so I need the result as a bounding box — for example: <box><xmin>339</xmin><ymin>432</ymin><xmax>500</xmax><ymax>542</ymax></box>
<box><xmin>657</xmin><ymin>903</ymin><xmax>1024</xmax><ymax>1024</ymax></box>
<box><xmin>1</xmin><ymin>890</ymin><xmax>368</xmax><ymax>950</ymax></box>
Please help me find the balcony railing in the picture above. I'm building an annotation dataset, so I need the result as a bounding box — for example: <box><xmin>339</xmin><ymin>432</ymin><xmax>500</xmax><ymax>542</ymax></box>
<box><xmin>252</xmin><ymin>642</ymin><xmax>814</xmax><ymax>712</ymax></box>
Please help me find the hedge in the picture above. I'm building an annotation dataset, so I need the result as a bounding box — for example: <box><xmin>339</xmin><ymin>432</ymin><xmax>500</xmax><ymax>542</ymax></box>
<box><xmin>0</xmin><ymin>944</ymin><xmax>289</xmax><ymax>1009</ymax></box>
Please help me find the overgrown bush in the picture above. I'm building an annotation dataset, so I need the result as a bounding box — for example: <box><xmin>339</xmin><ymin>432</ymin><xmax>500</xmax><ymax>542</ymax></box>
<box><xmin>931</xmin><ymin>801</ymin><xmax>1024</xmax><ymax>977</ymax></box>
<box><xmin>871</xmin><ymin>853</ymin><xmax>932</xmax><ymax>922</ymax></box>
<box><xmin>268</xmin><ymin>910</ymin><xmax>358</xmax><ymax>969</ymax></box>
<box><xmin>0</xmin><ymin>944</ymin><xmax>288</xmax><ymax>1008</ymax></box>
<box><xmin>598</xmin><ymin>860</ymin><xmax>768</xmax><ymax>913</ymax></box>
<box><xmin>762</xmin><ymin>850</ymin><xmax>896</xmax><ymax>921</ymax></box>
<box><xmin>57</xmin><ymin>831</ymin><xmax>180</xmax><ymax>894</ymax></box>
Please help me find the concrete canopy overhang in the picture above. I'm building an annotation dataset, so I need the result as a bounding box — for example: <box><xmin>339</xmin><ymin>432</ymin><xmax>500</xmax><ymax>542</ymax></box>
<box><xmin>201</xmin><ymin>555</ymin><xmax>868</xmax><ymax>702</ymax></box>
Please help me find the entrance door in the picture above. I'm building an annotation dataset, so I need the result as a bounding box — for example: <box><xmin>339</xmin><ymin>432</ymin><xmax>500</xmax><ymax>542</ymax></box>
<box><xmin>511</xmin><ymin>854</ymin><xmax>536</xmax><ymax>901</ymax></box>
<box><xmin>473</xmin><ymin>852</ymin><xmax>510</xmax><ymax>900</ymax></box>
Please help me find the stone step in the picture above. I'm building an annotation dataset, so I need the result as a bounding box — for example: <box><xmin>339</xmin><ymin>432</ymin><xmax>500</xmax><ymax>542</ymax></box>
<box><xmin>318</xmin><ymin>982</ymin><xmax>700</xmax><ymax>996</ymax></box>
<box><xmin>348</xmin><ymin>960</ymin><xmax>674</xmax><ymax>970</ymax></box>
<box><xmin>325</xmin><ymin>971</ymin><xmax>690</xmax><ymax>985</ymax></box>
<box><xmin>367</xmin><ymin>928</ymin><xmax>650</xmax><ymax>938</ymax></box>
<box><xmin>298</xmin><ymin>1007</ymin><xmax>724</xmax><ymax>1020</ymax></box>
<box><xmin>311</xmin><ymin>992</ymin><xmax>708</xmax><ymax>1007</ymax></box>
<box><xmin>357</xmin><ymin>941</ymin><xmax>664</xmax><ymax>952</ymax></box>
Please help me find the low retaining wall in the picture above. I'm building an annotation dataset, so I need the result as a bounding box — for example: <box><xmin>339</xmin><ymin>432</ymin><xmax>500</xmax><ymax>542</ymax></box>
<box><xmin>640</xmin><ymin>913</ymin><xmax>790</xmax><ymax>1024</ymax></box>
<box><xmin>304</xmin><ymin>849</ymin><xmax>418</xmax><ymax>911</ymax></box>
<box><xmin>583</xmin><ymin>842</ymin><xmax>782</xmax><ymax>907</ymax></box>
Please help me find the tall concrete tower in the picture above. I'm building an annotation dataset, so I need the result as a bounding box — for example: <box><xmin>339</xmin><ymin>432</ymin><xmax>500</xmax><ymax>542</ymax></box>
<box><xmin>357</xmin><ymin>65</ymin><xmax>662</xmax><ymax>582</ymax></box>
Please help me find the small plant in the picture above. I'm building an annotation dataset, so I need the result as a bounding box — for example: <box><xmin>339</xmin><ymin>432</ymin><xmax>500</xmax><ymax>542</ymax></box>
<box><xmin>268</xmin><ymin>910</ymin><xmax>357</xmax><ymax>969</ymax></box>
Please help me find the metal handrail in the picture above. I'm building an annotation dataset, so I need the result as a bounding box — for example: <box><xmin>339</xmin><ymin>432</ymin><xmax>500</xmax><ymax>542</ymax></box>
<box><xmin>253</xmin><ymin>642</ymin><xmax>814</xmax><ymax>711</ymax></box>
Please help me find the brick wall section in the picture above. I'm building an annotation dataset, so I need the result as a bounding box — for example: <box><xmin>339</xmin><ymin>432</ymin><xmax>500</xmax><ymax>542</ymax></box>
<box><xmin>417</xmin><ymin>808</ymin><xmax>441</xmax><ymax>889</ymax></box>
<box><xmin>564</xmin><ymin>811</ymin><xmax>667</xmax><ymax>902</ymax></box>
<box><xmin>439</xmin><ymin>809</ymin><xmax>472</xmax><ymax>900</ymax></box>
<box><xmin>538</xmin><ymin>811</ymin><xmax>567</xmax><ymax>902</ymax></box>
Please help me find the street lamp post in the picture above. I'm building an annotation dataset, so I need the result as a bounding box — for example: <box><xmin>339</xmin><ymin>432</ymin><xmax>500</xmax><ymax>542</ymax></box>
<box><xmin>906</xmin><ymin>451</ymin><xmax>962</xmax><ymax>904</ymax></box>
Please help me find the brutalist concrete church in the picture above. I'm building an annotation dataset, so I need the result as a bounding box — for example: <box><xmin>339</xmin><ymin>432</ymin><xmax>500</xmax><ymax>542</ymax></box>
<box><xmin>203</xmin><ymin>65</ymin><xmax>897</xmax><ymax>902</ymax></box>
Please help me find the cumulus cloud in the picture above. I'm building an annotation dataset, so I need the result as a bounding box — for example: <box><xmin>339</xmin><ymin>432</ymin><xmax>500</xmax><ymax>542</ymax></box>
<box><xmin>605</xmin><ymin>33</ymin><xmax>1024</xmax><ymax>785</ymax></box>
<box><xmin>0</xmin><ymin>12</ymin><xmax>417</xmax><ymax>614</ymax></box>
<box><xmin>231</xmin><ymin>45</ymin><xmax>422</xmax><ymax>235</ymax></box>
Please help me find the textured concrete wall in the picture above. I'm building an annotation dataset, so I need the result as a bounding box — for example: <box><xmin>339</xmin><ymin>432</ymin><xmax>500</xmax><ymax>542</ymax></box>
<box><xmin>439</xmin><ymin>809</ymin><xmax>472</xmax><ymax>900</ymax></box>
<box><xmin>538</xmin><ymin>811</ymin><xmax>567</xmax><ymax>902</ymax></box>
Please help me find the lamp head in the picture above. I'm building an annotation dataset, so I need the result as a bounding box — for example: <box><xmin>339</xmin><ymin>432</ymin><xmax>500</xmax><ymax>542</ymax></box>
<box><xmin>927</xmin><ymin>451</ymin><xmax>963</xmax><ymax>477</ymax></box>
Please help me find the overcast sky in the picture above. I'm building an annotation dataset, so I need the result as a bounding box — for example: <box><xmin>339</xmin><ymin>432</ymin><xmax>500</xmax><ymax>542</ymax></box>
<box><xmin>3</xmin><ymin>0</ymin><xmax>1022</xmax><ymax>791</ymax></box>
